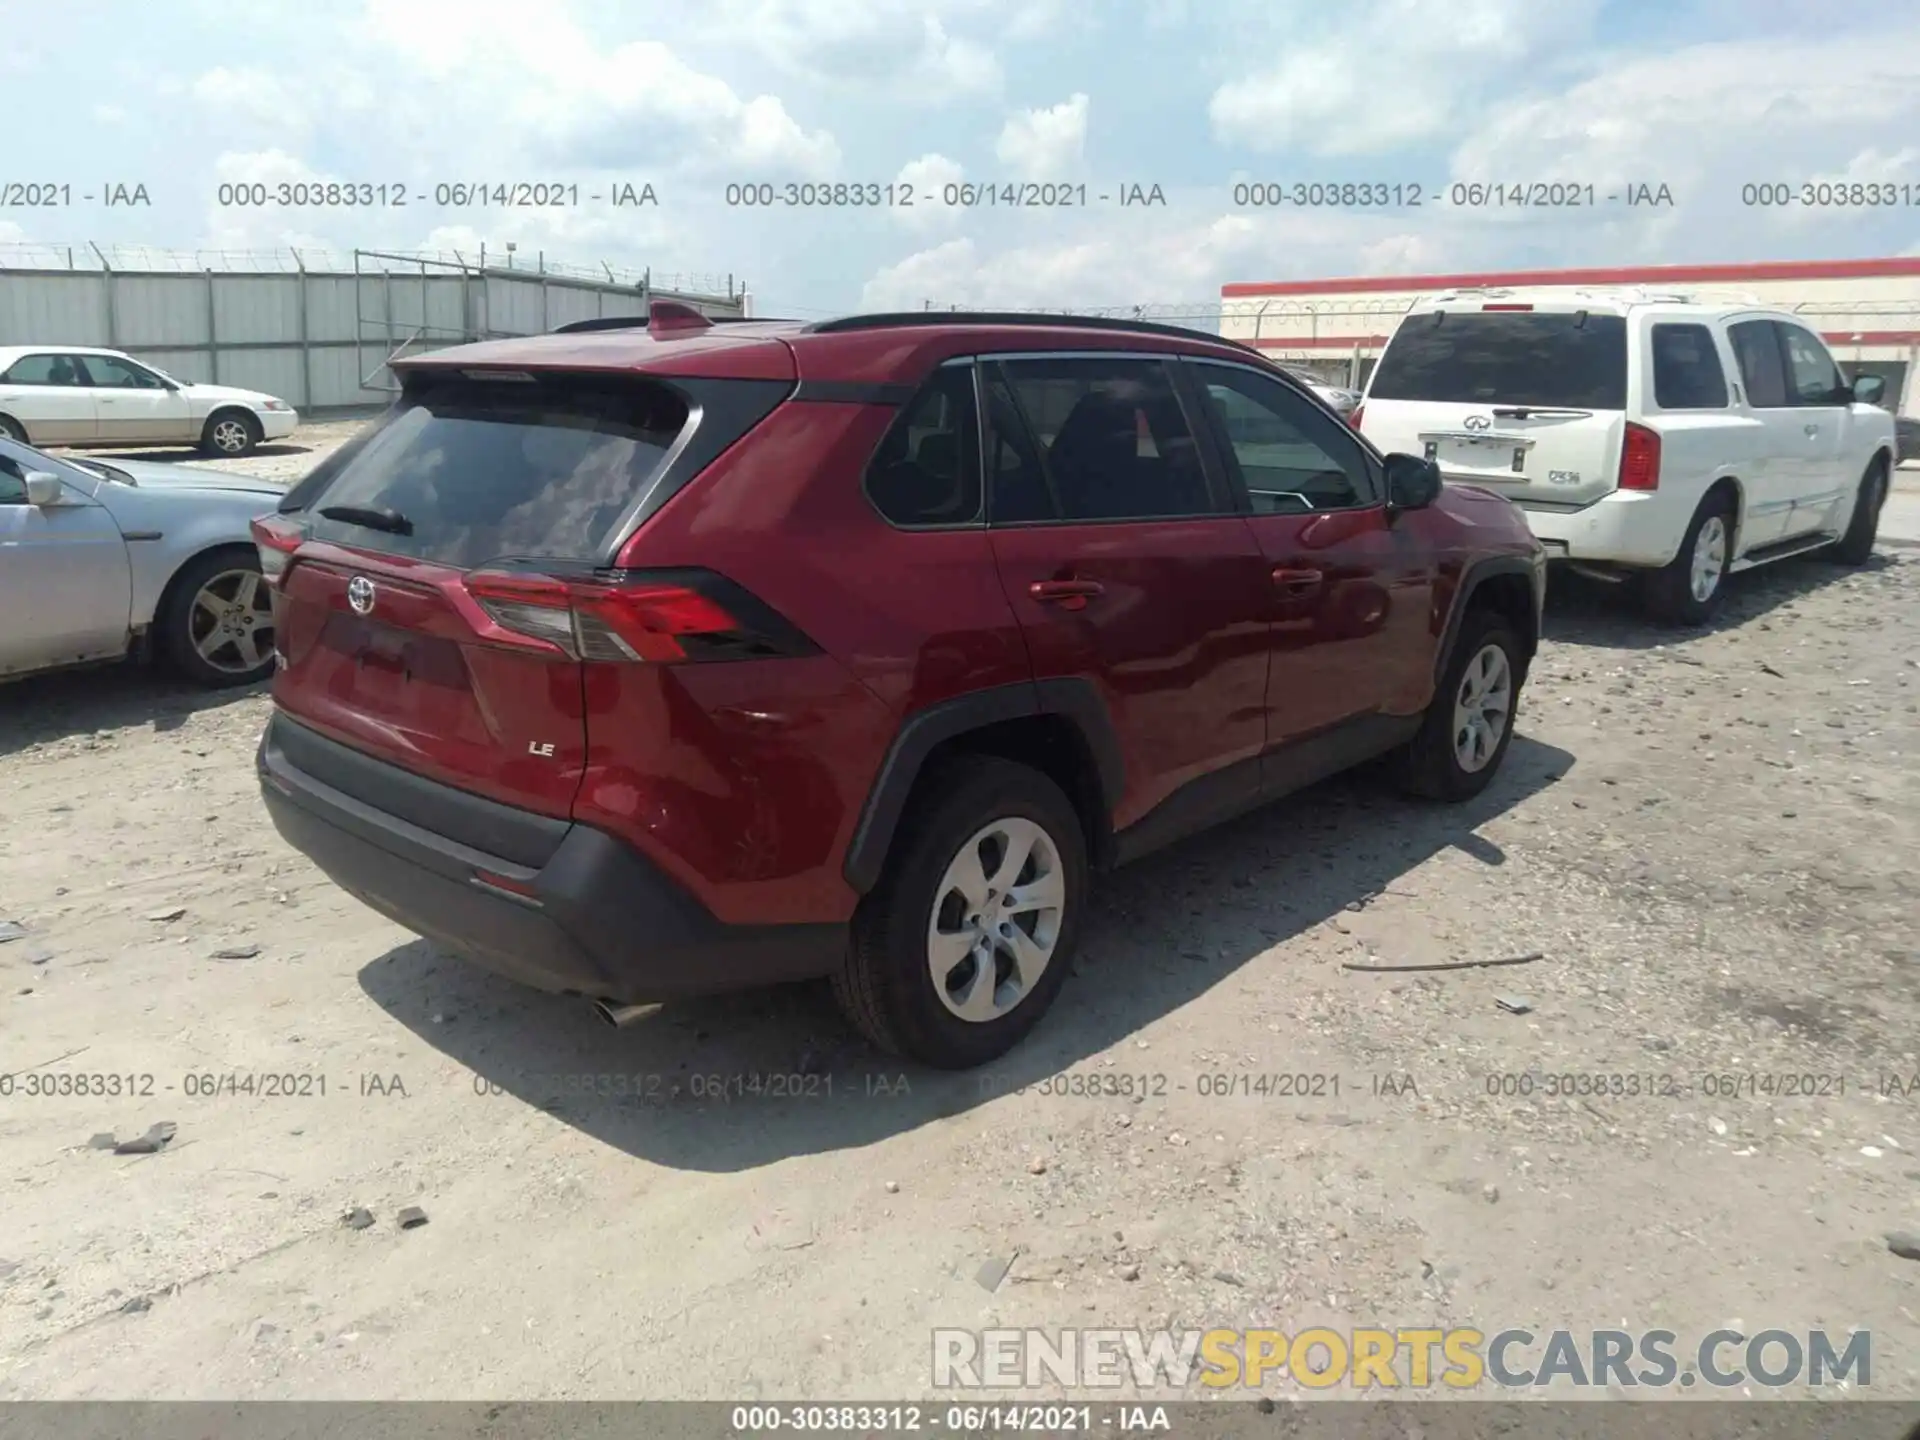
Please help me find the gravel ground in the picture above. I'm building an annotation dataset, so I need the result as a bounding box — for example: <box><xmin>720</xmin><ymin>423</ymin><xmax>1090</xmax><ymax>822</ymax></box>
<box><xmin>0</xmin><ymin>421</ymin><xmax>1916</xmax><ymax>1400</ymax></box>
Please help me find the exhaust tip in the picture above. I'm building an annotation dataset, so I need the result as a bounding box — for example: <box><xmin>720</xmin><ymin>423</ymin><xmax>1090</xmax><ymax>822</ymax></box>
<box><xmin>594</xmin><ymin>999</ymin><xmax>653</xmax><ymax>1028</ymax></box>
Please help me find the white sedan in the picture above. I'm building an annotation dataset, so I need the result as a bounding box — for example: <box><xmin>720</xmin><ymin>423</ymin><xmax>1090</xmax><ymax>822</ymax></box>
<box><xmin>0</xmin><ymin>437</ymin><xmax>283</xmax><ymax>687</ymax></box>
<box><xmin>0</xmin><ymin>346</ymin><xmax>298</xmax><ymax>456</ymax></box>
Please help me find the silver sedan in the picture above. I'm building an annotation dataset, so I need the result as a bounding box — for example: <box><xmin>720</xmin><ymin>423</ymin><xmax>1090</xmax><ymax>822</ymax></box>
<box><xmin>0</xmin><ymin>438</ymin><xmax>285</xmax><ymax>687</ymax></box>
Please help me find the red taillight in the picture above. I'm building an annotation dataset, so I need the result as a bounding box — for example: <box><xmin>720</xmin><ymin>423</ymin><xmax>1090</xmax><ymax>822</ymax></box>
<box><xmin>1347</xmin><ymin>404</ymin><xmax>1364</xmax><ymax>430</ymax></box>
<box><xmin>1619</xmin><ymin>422</ymin><xmax>1661</xmax><ymax>491</ymax></box>
<box><xmin>250</xmin><ymin>514</ymin><xmax>304</xmax><ymax>582</ymax></box>
<box><xmin>1482</xmin><ymin>303</ymin><xmax>1534</xmax><ymax>311</ymax></box>
<box><xmin>462</xmin><ymin>569</ymin><xmax>792</xmax><ymax>664</ymax></box>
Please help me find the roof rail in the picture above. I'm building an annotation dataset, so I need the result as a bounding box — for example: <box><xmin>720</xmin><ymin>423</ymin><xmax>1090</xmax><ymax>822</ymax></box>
<box><xmin>805</xmin><ymin>310</ymin><xmax>1261</xmax><ymax>354</ymax></box>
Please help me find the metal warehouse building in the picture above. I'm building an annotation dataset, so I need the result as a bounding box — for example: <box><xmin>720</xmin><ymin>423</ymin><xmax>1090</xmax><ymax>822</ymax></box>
<box><xmin>0</xmin><ymin>245</ymin><xmax>748</xmax><ymax>412</ymax></box>
<box><xmin>1219</xmin><ymin>257</ymin><xmax>1920</xmax><ymax>415</ymax></box>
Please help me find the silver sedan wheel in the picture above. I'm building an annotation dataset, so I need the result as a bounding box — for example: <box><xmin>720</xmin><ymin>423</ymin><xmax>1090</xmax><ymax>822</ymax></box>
<box><xmin>189</xmin><ymin>568</ymin><xmax>274</xmax><ymax>674</ymax></box>
<box><xmin>210</xmin><ymin>416</ymin><xmax>252</xmax><ymax>454</ymax></box>
<box><xmin>926</xmin><ymin>816</ymin><xmax>1065</xmax><ymax>1024</ymax></box>
<box><xmin>1690</xmin><ymin>515</ymin><xmax>1728</xmax><ymax>603</ymax></box>
<box><xmin>1451</xmin><ymin>642</ymin><xmax>1513</xmax><ymax>774</ymax></box>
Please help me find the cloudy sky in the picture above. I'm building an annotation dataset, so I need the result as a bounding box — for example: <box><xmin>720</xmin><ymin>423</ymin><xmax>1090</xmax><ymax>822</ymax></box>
<box><xmin>8</xmin><ymin>0</ymin><xmax>1920</xmax><ymax>316</ymax></box>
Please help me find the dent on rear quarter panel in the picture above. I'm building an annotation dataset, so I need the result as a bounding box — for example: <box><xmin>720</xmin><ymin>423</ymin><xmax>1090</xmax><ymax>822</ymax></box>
<box><xmin>570</xmin><ymin>658</ymin><xmax>896</xmax><ymax>926</ymax></box>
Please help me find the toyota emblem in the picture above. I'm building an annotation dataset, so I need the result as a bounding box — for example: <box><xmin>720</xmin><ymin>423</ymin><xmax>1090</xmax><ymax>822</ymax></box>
<box><xmin>347</xmin><ymin>576</ymin><xmax>376</xmax><ymax>615</ymax></box>
<box><xmin>1463</xmin><ymin>414</ymin><xmax>1493</xmax><ymax>431</ymax></box>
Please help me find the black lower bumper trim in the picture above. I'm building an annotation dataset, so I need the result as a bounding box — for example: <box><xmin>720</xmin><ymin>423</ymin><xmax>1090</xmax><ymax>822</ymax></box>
<box><xmin>257</xmin><ymin>714</ymin><xmax>846</xmax><ymax>1002</ymax></box>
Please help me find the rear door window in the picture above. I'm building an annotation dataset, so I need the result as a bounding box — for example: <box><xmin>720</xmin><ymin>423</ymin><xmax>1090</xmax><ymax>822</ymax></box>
<box><xmin>303</xmin><ymin>372</ymin><xmax>689</xmax><ymax>568</ymax></box>
<box><xmin>1728</xmin><ymin>320</ymin><xmax>1789</xmax><ymax>408</ymax></box>
<box><xmin>1368</xmin><ymin>311</ymin><xmax>1628</xmax><ymax>409</ymax></box>
<box><xmin>3</xmin><ymin>354</ymin><xmax>87</xmax><ymax>386</ymax></box>
<box><xmin>1650</xmin><ymin>323</ymin><xmax>1729</xmax><ymax>409</ymax></box>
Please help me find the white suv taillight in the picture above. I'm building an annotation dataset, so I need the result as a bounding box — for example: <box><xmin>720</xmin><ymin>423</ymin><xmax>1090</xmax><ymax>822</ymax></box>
<box><xmin>1619</xmin><ymin>422</ymin><xmax>1661</xmax><ymax>491</ymax></box>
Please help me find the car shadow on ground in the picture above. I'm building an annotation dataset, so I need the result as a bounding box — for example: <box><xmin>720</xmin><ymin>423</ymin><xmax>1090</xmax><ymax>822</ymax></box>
<box><xmin>0</xmin><ymin>664</ymin><xmax>264</xmax><ymax>760</ymax></box>
<box><xmin>357</xmin><ymin>733</ymin><xmax>1572</xmax><ymax>1174</ymax></box>
<box><xmin>62</xmin><ymin>442</ymin><xmax>316</xmax><ymax>464</ymax></box>
<box><xmin>1543</xmin><ymin>551</ymin><xmax>1900</xmax><ymax>652</ymax></box>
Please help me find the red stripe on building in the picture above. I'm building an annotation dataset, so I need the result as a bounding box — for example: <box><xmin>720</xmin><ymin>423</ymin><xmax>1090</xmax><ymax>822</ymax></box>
<box><xmin>1250</xmin><ymin>330</ymin><xmax>1920</xmax><ymax>350</ymax></box>
<box><xmin>1222</xmin><ymin>257</ymin><xmax>1920</xmax><ymax>300</ymax></box>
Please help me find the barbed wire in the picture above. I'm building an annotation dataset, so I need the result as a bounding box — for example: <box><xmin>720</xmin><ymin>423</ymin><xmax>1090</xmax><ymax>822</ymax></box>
<box><xmin>0</xmin><ymin>243</ymin><xmax>740</xmax><ymax>297</ymax></box>
<box><xmin>914</xmin><ymin>294</ymin><xmax>1920</xmax><ymax>330</ymax></box>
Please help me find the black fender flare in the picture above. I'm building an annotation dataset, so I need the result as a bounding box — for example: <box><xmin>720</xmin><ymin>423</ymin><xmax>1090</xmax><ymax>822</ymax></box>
<box><xmin>841</xmin><ymin>677</ymin><xmax>1124</xmax><ymax>894</ymax></box>
<box><xmin>1433</xmin><ymin>554</ymin><xmax>1542</xmax><ymax>686</ymax></box>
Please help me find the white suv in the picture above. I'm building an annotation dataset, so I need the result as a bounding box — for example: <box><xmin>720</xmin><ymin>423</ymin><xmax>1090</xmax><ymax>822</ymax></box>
<box><xmin>0</xmin><ymin>346</ymin><xmax>299</xmax><ymax>457</ymax></box>
<box><xmin>1354</xmin><ymin>288</ymin><xmax>1897</xmax><ymax>623</ymax></box>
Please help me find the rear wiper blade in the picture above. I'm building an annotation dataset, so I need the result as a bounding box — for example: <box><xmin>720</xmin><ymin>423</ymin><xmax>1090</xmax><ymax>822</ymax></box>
<box><xmin>319</xmin><ymin>503</ymin><xmax>413</xmax><ymax>535</ymax></box>
<box><xmin>1491</xmin><ymin>406</ymin><xmax>1591</xmax><ymax>419</ymax></box>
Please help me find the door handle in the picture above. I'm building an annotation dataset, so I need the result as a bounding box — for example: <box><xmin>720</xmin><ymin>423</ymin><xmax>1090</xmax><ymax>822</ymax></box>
<box><xmin>1272</xmin><ymin>566</ymin><xmax>1323</xmax><ymax>595</ymax></box>
<box><xmin>1029</xmin><ymin>578</ymin><xmax>1104</xmax><ymax>611</ymax></box>
<box><xmin>1804</xmin><ymin>424</ymin><xmax>1820</xmax><ymax>436</ymax></box>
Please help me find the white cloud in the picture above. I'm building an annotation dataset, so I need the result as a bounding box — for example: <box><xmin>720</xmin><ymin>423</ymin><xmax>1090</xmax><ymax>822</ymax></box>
<box><xmin>858</xmin><ymin>205</ymin><xmax>1438</xmax><ymax>311</ymax></box>
<box><xmin>343</xmin><ymin>0</ymin><xmax>840</xmax><ymax>178</ymax></box>
<box><xmin>1447</xmin><ymin>24</ymin><xmax>1920</xmax><ymax>257</ymax></box>
<box><xmin>893</xmin><ymin>154</ymin><xmax>969</xmax><ymax>233</ymax></box>
<box><xmin>714</xmin><ymin>0</ymin><xmax>1003</xmax><ymax>100</ymax></box>
<box><xmin>994</xmin><ymin>95</ymin><xmax>1089</xmax><ymax>182</ymax></box>
<box><xmin>192</xmin><ymin>66</ymin><xmax>312</xmax><ymax>138</ymax></box>
<box><xmin>1210</xmin><ymin>0</ymin><xmax>1604</xmax><ymax>157</ymax></box>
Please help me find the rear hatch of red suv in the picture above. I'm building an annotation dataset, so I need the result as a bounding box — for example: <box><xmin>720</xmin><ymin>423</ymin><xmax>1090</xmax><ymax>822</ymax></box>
<box><xmin>257</xmin><ymin>348</ymin><xmax>792</xmax><ymax>822</ymax></box>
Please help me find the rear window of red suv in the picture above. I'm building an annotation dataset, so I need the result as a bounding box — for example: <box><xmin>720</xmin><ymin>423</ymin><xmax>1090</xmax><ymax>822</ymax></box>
<box><xmin>302</xmin><ymin>371</ymin><xmax>689</xmax><ymax>568</ymax></box>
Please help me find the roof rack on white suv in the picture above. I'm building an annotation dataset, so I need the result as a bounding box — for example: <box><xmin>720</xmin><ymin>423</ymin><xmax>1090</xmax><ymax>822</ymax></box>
<box><xmin>1421</xmin><ymin>284</ymin><xmax>1767</xmax><ymax>308</ymax></box>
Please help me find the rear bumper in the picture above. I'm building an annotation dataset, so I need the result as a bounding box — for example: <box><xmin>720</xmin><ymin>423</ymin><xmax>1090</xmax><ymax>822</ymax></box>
<box><xmin>258</xmin><ymin>408</ymin><xmax>299</xmax><ymax>440</ymax></box>
<box><xmin>1521</xmin><ymin>490</ymin><xmax>1682</xmax><ymax>569</ymax></box>
<box><xmin>256</xmin><ymin>713</ymin><xmax>845</xmax><ymax>1002</ymax></box>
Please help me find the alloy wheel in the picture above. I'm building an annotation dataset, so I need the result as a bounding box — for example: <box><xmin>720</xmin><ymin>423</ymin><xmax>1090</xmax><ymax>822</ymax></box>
<box><xmin>1451</xmin><ymin>642</ymin><xmax>1513</xmax><ymax>774</ymax></box>
<box><xmin>188</xmin><ymin>568</ymin><xmax>274</xmax><ymax>675</ymax></box>
<box><xmin>925</xmin><ymin>816</ymin><xmax>1066</xmax><ymax>1023</ymax></box>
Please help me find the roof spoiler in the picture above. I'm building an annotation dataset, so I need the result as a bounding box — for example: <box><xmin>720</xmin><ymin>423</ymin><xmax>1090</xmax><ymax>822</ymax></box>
<box><xmin>552</xmin><ymin>300</ymin><xmax>715</xmax><ymax>338</ymax></box>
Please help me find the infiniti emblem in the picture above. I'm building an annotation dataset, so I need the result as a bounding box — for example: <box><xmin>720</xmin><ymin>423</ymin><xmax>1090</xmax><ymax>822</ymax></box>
<box><xmin>1463</xmin><ymin>414</ymin><xmax>1493</xmax><ymax>431</ymax></box>
<box><xmin>347</xmin><ymin>576</ymin><xmax>376</xmax><ymax>615</ymax></box>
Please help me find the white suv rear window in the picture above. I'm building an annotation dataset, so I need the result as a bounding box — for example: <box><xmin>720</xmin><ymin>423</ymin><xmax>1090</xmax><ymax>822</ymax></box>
<box><xmin>1369</xmin><ymin>311</ymin><xmax>1628</xmax><ymax>410</ymax></box>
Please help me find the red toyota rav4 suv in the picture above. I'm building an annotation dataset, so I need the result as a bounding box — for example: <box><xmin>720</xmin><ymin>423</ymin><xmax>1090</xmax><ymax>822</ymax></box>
<box><xmin>254</xmin><ymin>304</ymin><xmax>1544</xmax><ymax>1069</ymax></box>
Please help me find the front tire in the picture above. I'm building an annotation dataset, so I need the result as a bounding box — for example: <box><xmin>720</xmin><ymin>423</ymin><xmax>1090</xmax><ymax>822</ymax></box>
<box><xmin>1642</xmin><ymin>490</ymin><xmax>1734</xmax><ymax>625</ymax></box>
<box><xmin>835</xmin><ymin>756</ymin><xmax>1087</xmax><ymax>1069</ymax></box>
<box><xmin>1396</xmin><ymin>608</ymin><xmax>1524</xmax><ymax>802</ymax></box>
<box><xmin>1823</xmin><ymin>458</ymin><xmax>1887</xmax><ymax>566</ymax></box>
<box><xmin>0</xmin><ymin>414</ymin><xmax>27</xmax><ymax>443</ymax></box>
<box><xmin>201</xmin><ymin>409</ymin><xmax>261</xmax><ymax>457</ymax></box>
<box><xmin>158</xmin><ymin>547</ymin><xmax>275</xmax><ymax>688</ymax></box>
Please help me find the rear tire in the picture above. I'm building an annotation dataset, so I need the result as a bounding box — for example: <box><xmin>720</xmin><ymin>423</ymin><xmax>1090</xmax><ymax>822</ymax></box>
<box><xmin>1822</xmin><ymin>457</ymin><xmax>1887</xmax><ymax>566</ymax></box>
<box><xmin>158</xmin><ymin>547</ymin><xmax>276</xmax><ymax>688</ymax></box>
<box><xmin>1396</xmin><ymin>608</ymin><xmax>1524</xmax><ymax>802</ymax></box>
<box><xmin>1641</xmin><ymin>490</ymin><xmax>1734</xmax><ymax>625</ymax></box>
<box><xmin>835</xmin><ymin>756</ymin><xmax>1087</xmax><ymax>1070</ymax></box>
<box><xmin>0</xmin><ymin>414</ymin><xmax>26</xmax><ymax>443</ymax></box>
<box><xmin>200</xmin><ymin>409</ymin><xmax>260</xmax><ymax>457</ymax></box>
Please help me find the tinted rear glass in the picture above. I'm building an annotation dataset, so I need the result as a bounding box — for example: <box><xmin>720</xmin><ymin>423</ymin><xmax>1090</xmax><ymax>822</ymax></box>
<box><xmin>304</xmin><ymin>373</ymin><xmax>688</xmax><ymax>568</ymax></box>
<box><xmin>1369</xmin><ymin>312</ymin><xmax>1628</xmax><ymax>409</ymax></box>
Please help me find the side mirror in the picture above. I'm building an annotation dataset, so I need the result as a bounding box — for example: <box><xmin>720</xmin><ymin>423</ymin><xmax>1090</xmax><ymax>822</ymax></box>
<box><xmin>25</xmin><ymin>472</ymin><xmax>64</xmax><ymax>506</ymax></box>
<box><xmin>1851</xmin><ymin>374</ymin><xmax>1886</xmax><ymax>406</ymax></box>
<box><xmin>1383</xmin><ymin>453</ymin><xmax>1442</xmax><ymax>511</ymax></box>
